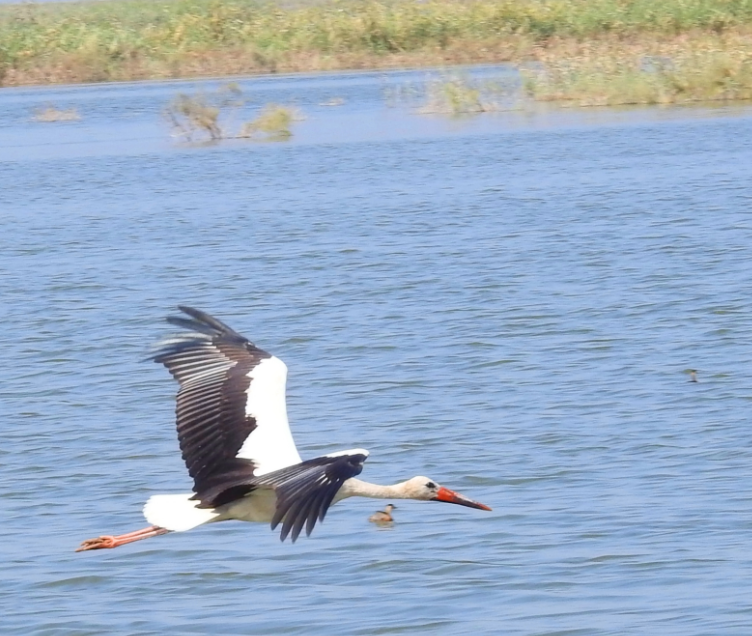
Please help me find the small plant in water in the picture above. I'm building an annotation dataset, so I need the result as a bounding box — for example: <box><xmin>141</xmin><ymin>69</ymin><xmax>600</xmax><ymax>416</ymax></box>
<box><xmin>422</xmin><ymin>77</ymin><xmax>486</xmax><ymax>115</ymax></box>
<box><xmin>413</xmin><ymin>73</ymin><xmax>519</xmax><ymax>116</ymax></box>
<box><xmin>238</xmin><ymin>104</ymin><xmax>297</xmax><ymax>140</ymax></box>
<box><xmin>165</xmin><ymin>84</ymin><xmax>298</xmax><ymax>142</ymax></box>
<box><xmin>165</xmin><ymin>83</ymin><xmax>243</xmax><ymax>141</ymax></box>
<box><xmin>167</xmin><ymin>93</ymin><xmax>222</xmax><ymax>140</ymax></box>
<box><xmin>32</xmin><ymin>105</ymin><xmax>81</xmax><ymax>122</ymax></box>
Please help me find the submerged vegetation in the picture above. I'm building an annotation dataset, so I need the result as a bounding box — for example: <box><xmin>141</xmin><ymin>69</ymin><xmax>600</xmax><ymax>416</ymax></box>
<box><xmin>385</xmin><ymin>72</ymin><xmax>519</xmax><ymax>115</ymax></box>
<box><xmin>418</xmin><ymin>73</ymin><xmax>521</xmax><ymax>114</ymax></box>
<box><xmin>421</xmin><ymin>75</ymin><xmax>491</xmax><ymax>115</ymax></box>
<box><xmin>2</xmin><ymin>0</ymin><xmax>752</xmax><ymax>106</ymax></box>
<box><xmin>32</xmin><ymin>105</ymin><xmax>81</xmax><ymax>122</ymax></box>
<box><xmin>238</xmin><ymin>104</ymin><xmax>296</xmax><ymax>139</ymax></box>
<box><xmin>165</xmin><ymin>84</ymin><xmax>298</xmax><ymax>141</ymax></box>
<box><xmin>166</xmin><ymin>84</ymin><xmax>242</xmax><ymax>141</ymax></box>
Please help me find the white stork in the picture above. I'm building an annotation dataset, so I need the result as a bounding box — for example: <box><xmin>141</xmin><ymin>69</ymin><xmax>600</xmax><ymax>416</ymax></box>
<box><xmin>77</xmin><ymin>307</ymin><xmax>491</xmax><ymax>551</ymax></box>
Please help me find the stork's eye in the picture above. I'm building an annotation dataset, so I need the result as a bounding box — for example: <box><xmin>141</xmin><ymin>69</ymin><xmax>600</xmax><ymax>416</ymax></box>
<box><xmin>426</xmin><ymin>481</ymin><xmax>436</xmax><ymax>489</ymax></box>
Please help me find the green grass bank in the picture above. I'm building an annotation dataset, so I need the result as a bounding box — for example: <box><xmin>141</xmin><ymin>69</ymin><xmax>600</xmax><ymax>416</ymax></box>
<box><xmin>2</xmin><ymin>0</ymin><xmax>752</xmax><ymax>105</ymax></box>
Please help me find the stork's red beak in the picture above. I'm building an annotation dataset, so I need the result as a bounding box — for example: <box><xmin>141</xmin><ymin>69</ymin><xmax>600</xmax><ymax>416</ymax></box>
<box><xmin>433</xmin><ymin>487</ymin><xmax>492</xmax><ymax>511</ymax></box>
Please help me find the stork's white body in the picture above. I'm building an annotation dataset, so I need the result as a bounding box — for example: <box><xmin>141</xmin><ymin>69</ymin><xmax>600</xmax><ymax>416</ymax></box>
<box><xmin>142</xmin><ymin>470</ymin><xmax>380</xmax><ymax>531</ymax></box>
<box><xmin>143</xmin><ymin>491</ymin><xmax>276</xmax><ymax>531</ymax></box>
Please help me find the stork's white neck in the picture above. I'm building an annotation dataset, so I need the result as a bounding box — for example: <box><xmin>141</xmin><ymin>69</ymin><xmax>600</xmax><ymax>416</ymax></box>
<box><xmin>335</xmin><ymin>478</ymin><xmax>410</xmax><ymax>502</ymax></box>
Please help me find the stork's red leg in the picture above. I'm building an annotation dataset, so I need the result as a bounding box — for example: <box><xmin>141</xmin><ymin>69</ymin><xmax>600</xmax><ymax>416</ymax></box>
<box><xmin>76</xmin><ymin>525</ymin><xmax>169</xmax><ymax>552</ymax></box>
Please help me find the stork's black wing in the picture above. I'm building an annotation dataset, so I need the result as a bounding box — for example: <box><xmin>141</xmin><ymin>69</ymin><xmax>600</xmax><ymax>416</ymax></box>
<box><xmin>254</xmin><ymin>451</ymin><xmax>369</xmax><ymax>542</ymax></box>
<box><xmin>152</xmin><ymin>306</ymin><xmax>300</xmax><ymax>507</ymax></box>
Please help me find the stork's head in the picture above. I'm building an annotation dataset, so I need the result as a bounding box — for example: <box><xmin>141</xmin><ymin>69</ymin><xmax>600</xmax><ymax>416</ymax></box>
<box><xmin>402</xmin><ymin>476</ymin><xmax>492</xmax><ymax>510</ymax></box>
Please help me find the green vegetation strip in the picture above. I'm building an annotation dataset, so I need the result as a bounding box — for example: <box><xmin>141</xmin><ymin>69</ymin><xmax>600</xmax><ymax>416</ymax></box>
<box><xmin>2</xmin><ymin>0</ymin><xmax>752</xmax><ymax>104</ymax></box>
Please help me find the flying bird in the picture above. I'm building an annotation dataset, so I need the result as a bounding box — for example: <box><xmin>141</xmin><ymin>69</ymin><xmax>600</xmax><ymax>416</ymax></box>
<box><xmin>77</xmin><ymin>307</ymin><xmax>491</xmax><ymax>552</ymax></box>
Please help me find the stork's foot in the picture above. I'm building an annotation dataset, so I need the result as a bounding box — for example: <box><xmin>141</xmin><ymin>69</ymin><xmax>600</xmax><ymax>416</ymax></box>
<box><xmin>76</xmin><ymin>535</ymin><xmax>119</xmax><ymax>551</ymax></box>
<box><xmin>76</xmin><ymin>525</ymin><xmax>169</xmax><ymax>552</ymax></box>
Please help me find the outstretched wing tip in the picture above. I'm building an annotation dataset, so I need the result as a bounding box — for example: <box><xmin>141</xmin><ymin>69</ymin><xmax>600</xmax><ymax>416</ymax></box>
<box><xmin>264</xmin><ymin>451</ymin><xmax>368</xmax><ymax>542</ymax></box>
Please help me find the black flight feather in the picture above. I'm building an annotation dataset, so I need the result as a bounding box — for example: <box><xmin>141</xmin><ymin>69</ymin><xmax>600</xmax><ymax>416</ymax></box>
<box><xmin>258</xmin><ymin>452</ymin><xmax>368</xmax><ymax>542</ymax></box>
<box><xmin>152</xmin><ymin>306</ymin><xmax>271</xmax><ymax>507</ymax></box>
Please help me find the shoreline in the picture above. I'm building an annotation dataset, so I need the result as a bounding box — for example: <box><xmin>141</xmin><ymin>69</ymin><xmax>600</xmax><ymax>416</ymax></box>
<box><xmin>1</xmin><ymin>42</ymin><xmax>528</xmax><ymax>88</ymax></box>
<box><xmin>2</xmin><ymin>0</ymin><xmax>752</xmax><ymax>106</ymax></box>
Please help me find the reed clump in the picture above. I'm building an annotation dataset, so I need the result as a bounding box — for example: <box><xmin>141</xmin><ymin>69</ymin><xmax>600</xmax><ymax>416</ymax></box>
<box><xmin>418</xmin><ymin>73</ymin><xmax>521</xmax><ymax>115</ymax></box>
<box><xmin>421</xmin><ymin>76</ymin><xmax>487</xmax><ymax>115</ymax></box>
<box><xmin>4</xmin><ymin>0</ymin><xmax>752</xmax><ymax>88</ymax></box>
<box><xmin>523</xmin><ymin>31</ymin><xmax>752</xmax><ymax>106</ymax></box>
<box><xmin>239</xmin><ymin>104</ymin><xmax>296</xmax><ymax>139</ymax></box>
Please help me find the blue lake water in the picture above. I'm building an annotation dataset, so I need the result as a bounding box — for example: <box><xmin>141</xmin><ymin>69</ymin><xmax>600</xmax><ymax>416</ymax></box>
<box><xmin>2</xmin><ymin>68</ymin><xmax>752</xmax><ymax>635</ymax></box>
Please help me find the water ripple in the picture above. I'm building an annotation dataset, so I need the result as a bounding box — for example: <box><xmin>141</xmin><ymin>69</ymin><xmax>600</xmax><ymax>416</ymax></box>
<box><xmin>2</xmin><ymin>71</ymin><xmax>752</xmax><ymax>636</ymax></box>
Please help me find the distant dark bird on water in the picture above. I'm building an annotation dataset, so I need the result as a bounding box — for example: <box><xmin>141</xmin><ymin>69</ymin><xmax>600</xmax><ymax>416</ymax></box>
<box><xmin>369</xmin><ymin>504</ymin><xmax>397</xmax><ymax>523</ymax></box>
<box><xmin>689</xmin><ymin>369</ymin><xmax>698</xmax><ymax>383</ymax></box>
<box><xmin>76</xmin><ymin>306</ymin><xmax>491</xmax><ymax>552</ymax></box>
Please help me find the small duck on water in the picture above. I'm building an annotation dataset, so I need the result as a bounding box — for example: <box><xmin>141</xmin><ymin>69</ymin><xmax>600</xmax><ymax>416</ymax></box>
<box><xmin>369</xmin><ymin>504</ymin><xmax>397</xmax><ymax>523</ymax></box>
